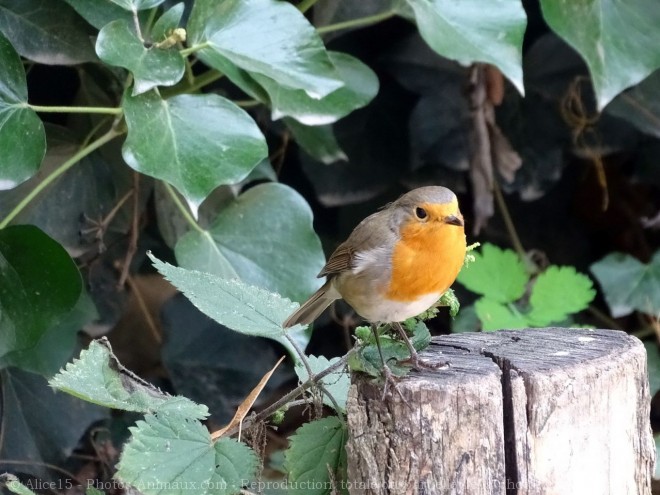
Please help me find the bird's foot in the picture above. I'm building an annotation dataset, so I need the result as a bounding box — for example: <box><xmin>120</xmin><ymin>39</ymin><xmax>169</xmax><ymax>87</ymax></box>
<box><xmin>380</xmin><ymin>364</ymin><xmax>408</xmax><ymax>404</ymax></box>
<box><xmin>401</xmin><ymin>348</ymin><xmax>450</xmax><ymax>371</ymax></box>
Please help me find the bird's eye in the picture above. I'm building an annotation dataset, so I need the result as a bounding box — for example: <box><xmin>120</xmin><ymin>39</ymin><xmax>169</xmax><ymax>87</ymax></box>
<box><xmin>415</xmin><ymin>207</ymin><xmax>427</xmax><ymax>220</ymax></box>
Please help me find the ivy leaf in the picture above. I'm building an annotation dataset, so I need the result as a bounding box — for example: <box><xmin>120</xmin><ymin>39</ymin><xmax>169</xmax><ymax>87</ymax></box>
<box><xmin>606</xmin><ymin>70</ymin><xmax>660</xmax><ymax>138</ymax></box>
<box><xmin>527</xmin><ymin>266</ymin><xmax>596</xmax><ymax>326</ymax></box>
<box><xmin>0</xmin><ymin>226</ymin><xmax>81</xmax><ymax>360</ymax></box>
<box><xmin>49</xmin><ymin>338</ymin><xmax>209</xmax><ymax>419</ymax></box>
<box><xmin>405</xmin><ymin>0</ymin><xmax>526</xmax><ymax>94</ymax></box>
<box><xmin>474</xmin><ymin>298</ymin><xmax>529</xmax><ymax>331</ymax></box>
<box><xmin>284</xmin><ymin>416</ymin><xmax>347</xmax><ymax>495</ymax></box>
<box><xmin>456</xmin><ymin>243</ymin><xmax>528</xmax><ymax>303</ymax></box>
<box><xmin>0</xmin><ymin>32</ymin><xmax>45</xmax><ymax>189</ymax></box>
<box><xmin>175</xmin><ymin>183</ymin><xmax>325</xmax><ymax>303</ymax></box>
<box><xmin>96</xmin><ymin>19</ymin><xmax>185</xmax><ymax>95</ymax></box>
<box><xmin>63</xmin><ymin>0</ymin><xmax>135</xmax><ymax>30</ymax></box>
<box><xmin>109</xmin><ymin>0</ymin><xmax>165</xmax><ymax>11</ymax></box>
<box><xmin>253</xmin><ymin>51</ymin><xmax>379</xmax><ymax>125</ymax></box>
<box><xmin>540</xmin><ymin>0</ymin><xmax>660</xmax><ymax>109</ymax></box>
<box><xmin>117</xmin><ymin>414</ymin><xmax>258</xmax><ymax>495</ymax></box>
<box><xmin>188</xmin><ymin>0</ymin><xmax>343</xmax><ymax>98</ymax></box>
<box><xmin>0</xmin><ymin>0</ymin><xmax>96</xmax><ymax>65</ymax></box>
<box><xmin>151</xmin><ymin>2</ymin><xmax>184</xmax><ymax>42</ymax></box>
<box><xmin>286</xmin><ymin>119</ymin><xmax>347</xmax><ymax>164</ymax></box>
<box><xmin>295</xmin><ymin>356</ymin><xmax>350</xmax><ymax>413</ymax></box>
<box><xmin>0</xmin><ymin>474</ymin><xmax>36</xmax><ymax>495</ymax></box>
<box><xmin>590</xmin><ymin>251</ymin><xmax>660</xmax><ymax>317</ymax></box>
<box><xmin>149</xmin><ymin>254</ymin><xmax>309</xmax><ymax>363</ymax></box>
<box><xmin>122</xmin><ymin>90</ymin><xmax>267</xmax><ymax>217</ymax></box>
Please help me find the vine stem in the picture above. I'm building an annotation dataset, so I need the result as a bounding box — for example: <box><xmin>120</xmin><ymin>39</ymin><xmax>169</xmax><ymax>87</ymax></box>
<box><xmin>298</xmin><ymin>0</ymin><xmax>319</xmax><ymax>13</ymax></box>
<box><xmin>223</xmin><ymin>349</ymin><xmax>354</xmax><ymax>437</ymax></box>
<box><xmin>27</xmin><ymin>104</ymin><xmax>122</xmax><ymax>115</ymax></box>
<box><xmin>492</xmin><ymin>178</ymin><xmax>526</xmax><ymax>261</ymax></box>
<box><xmin>316</xmin><ymin>10</ymin><xmax>395</xmax><ymax>34</ymax></box>
<box><xmin>180</xmin><ymin>41</ymin><xmax>210</xmax><ymax>58</ymax></box>
<box><xmin>162</xmin><ymin>182</ymin><xmax>205</xmax><ymax>234</ymax></box>
<box><xmin>0</xmin><ymin>129</ymin><xmax>122</xmax><ymax>229</ymax></box>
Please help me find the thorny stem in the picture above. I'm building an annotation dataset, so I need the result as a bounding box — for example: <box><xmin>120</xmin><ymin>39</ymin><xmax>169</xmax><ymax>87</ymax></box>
<box><xmin>0</xmin><ymin>129</ymin><xmax>122</xmax><ymax>229</ymax></box>
<box><xmin>224</xmin><ymin>349</ymin><xmax>354</xmax><ymax>437</ymax></box>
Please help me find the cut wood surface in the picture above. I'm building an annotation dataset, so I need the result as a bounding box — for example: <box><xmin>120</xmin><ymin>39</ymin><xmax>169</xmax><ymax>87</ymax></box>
<box><xmin>345</xmin><ymin>328</ymin><xmax>654</xmax><ymax>495</ymax></box>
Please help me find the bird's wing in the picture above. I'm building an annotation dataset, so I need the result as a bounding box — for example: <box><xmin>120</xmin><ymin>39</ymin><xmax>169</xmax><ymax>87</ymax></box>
<box><xmin>318</xmin><ymin>210</ymin><xmax>396</xmax><ymax>278</ymax></box>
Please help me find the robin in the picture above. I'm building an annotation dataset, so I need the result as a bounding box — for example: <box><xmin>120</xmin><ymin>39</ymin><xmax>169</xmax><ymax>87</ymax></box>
<box><xmin>283</xmin><ymin>186</ymin><xmax>466</xmax><ymax>370</ymax></box>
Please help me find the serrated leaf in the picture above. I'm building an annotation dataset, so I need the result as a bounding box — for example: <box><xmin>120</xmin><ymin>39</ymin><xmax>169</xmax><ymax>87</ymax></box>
<box><xmin>286</xmin><ymin>119</ymin><xmax>347</xmax><ymax>164</ymax></box>
<box><xmin>188</xmin><ymin>0</ymin><xmax>343</xmax><ymax>98</ymax></box>
<box><xmin>151</xmin><ymin>2</ymin><xmax>184</xmax><ymax>42</ymax></box>
<box><xmin>117</xmin><ymin>413</ymin><xmax>258</xmax><ymax>495</ymax></box>
<box><xmin>0</xmin><ymin>225</ymin><xmax>81</xmax><ymax>360</ymax></box>
<box><xmin>285</xmin><ymin>416</ymin><xmax>347</xmax><ymax>495</ymax></box>
<box><xmin>110</xmin><ymin>0</ymin><xmax>164</xmax><ymax>11</ymax></box>
<box><xmin>0</xmin><ymin>368</ymin><xmax>108</xmax><ymax>479</ymax></box>
<box><xmin>474</xmin><ymin>298</ymin><xmax>529</xmax><ymax>331</ymax></box>
<box><xmin>49</xmin><ymin>338</ymin><xmax>209</xmax><ymax>419</ymax></box>
<box><xmin>0</xmin><ymin>0</ymin><xmax>96</xmax><ymax>65</ymax></box>
<box><xmin>456</xmin><ymin>243</ymin><xmax>528</xmax><ymax>303</ymax></box>
<box><xmin>295</xmin><ymin>356</ymin><xmax>350</xmax><ymax>413</ymax></box>
<box><xmin>590</xmin><ymin>251</ymin><xmax>660</xmax><ymax>317</ymax></box>
<box><xmin>438</xmin><ymin>288</ymin><xmax>460</xmax><ymax>317</ymax></box>
<box><xmin>540</xmin><ymin>0</ymin><xmax>660</xmax><ymax>109</ymax></box>
<box><xmin>149</xmin><ymin>254</ymin><xmax>308</xmax><ymax>363</ymax></box>
<box><xmin>253</xmin><ymin>51</ymin><xmax>379</xmax><ymax>125</ymax></box>
<box><xmin>174</xmin><ymin>183</ymin><xmax>325</xmax><ymax>303</ymax></box>
<box><xmin>527</xmin><ymin>266</ymin><xmax>596</xmax><ymax>326</ymax></box>
<box><xmin>0</xmin><ymin>32</ymin><xmax>45</xmax><ymax>189</ymax></box>
<box><xmin>122</xmin><ymin>90</ymin><xmax>267</xmax><ymax>217</ymax></box>
<box><xmin>405</xmin><ymin>0</ymin><xmax>526</xmax><ymax>94</ymax></box>
<box><xmin>96</xmin><ymin>20</ymin><xmax>185</xmax><ymax>95</ymax></box>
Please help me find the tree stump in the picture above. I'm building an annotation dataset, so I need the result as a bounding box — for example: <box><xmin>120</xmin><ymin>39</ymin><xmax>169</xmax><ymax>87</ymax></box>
<box><xmin>345</xmin><ymin>328</ymin><xmax>654</xmax><ymax>495</ymax></box>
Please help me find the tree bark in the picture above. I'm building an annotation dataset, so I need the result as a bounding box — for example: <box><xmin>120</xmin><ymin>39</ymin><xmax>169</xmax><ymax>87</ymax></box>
<box><xmin>345</xmin><ymin>328</ymin><xmax>654</xmax><ymax>495</ymax></box>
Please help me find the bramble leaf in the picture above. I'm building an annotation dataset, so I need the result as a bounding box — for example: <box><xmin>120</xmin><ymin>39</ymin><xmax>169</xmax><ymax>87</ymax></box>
<box><xmin>457</xmin><ymin>243</ymin><xmax>528</xmax><ymax>303</ymax></box>
<box><xmin>474</xmin><ymin>298</ymin><xmax>529</xmax><ymax>331</ymax></box>
<box><xmin>295</xmin><ymin>355</ymin><xmax>350</xmax><ymax>413</ymax></box>
<box><xmin>527</xmin><ymin>266</ymin><xmax>595</xmax><ymax>326</ymax></box>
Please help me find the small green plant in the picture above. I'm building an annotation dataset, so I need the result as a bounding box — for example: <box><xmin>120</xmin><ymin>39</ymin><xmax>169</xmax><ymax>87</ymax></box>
<box><xmin>455</xmin><ymin>243</ymin><xmax>596</xmax><ymax>331</ymax></box>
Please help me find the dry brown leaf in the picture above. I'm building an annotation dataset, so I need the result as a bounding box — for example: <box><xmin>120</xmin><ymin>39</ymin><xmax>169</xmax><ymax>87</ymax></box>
<box><xmin>211</xmin><ymin>355</ymin><xmax>286</xmax><ymax>440</ymax></box>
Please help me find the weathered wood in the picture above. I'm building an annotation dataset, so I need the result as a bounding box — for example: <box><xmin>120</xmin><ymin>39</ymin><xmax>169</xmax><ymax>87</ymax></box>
<box><xmin>345</xmin><ymin>328</ymin><xmax>654</xmax><ymax>495</ymax></box>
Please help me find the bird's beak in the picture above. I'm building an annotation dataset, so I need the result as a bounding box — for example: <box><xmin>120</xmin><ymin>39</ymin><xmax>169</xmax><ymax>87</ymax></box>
<box><xmin>444</xmin><ymin>214</ymin><xmax>464</xmax><ymax>227</ymax></box>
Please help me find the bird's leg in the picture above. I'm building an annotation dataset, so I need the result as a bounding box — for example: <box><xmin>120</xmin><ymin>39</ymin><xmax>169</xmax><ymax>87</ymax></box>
<box><xmin>393</xmin><ymin>321</ymin><xmax>449</xmax><ymax>371</ymax></box>
<box><xmin>370</xmin><ymin>323</ymin><xmax>407</xmax><ymax>402</ymax></box>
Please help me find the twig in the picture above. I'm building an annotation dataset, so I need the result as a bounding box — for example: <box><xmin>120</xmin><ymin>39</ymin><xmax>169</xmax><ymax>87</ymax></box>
<box><xmin>125</xmin><ymin>274</ymin><xmax>162</xmax><ymax>344</ymax></box>
<box><xmin>224</xmin><ymin>349</ymin><xmax>354</xmax><ymax>437</ymax></box>
<box><xmin>118</xmin><ymin>172</ymin><xmax>140</xmax><ymax>288</ymax></box>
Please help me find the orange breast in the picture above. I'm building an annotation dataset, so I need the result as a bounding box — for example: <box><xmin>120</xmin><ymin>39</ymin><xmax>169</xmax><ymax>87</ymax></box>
<box><xmin>385</xmin><ymin>221</ymin><xmax>466</xmax><ymax>302</ymax></box>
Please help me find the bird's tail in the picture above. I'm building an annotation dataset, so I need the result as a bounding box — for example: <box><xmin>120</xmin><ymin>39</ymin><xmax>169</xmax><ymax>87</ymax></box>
<box><xmin>283</xmin><ymin>281</ymin><xmax>338</xmax><ymax>328</ymax></box>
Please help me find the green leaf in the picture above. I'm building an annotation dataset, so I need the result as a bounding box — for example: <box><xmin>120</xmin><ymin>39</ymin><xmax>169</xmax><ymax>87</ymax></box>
<box><xmin>0</xmin><ymin>32</ymin><xmax>45</xmax><ymax>189</ymax></box>
<box><xmin>0</xmin><ymin>474</ymin><xmax>36</xmax><ymax>495</ymax></box>
<box><xmin>188</xmin><ymin>0</ymin><xmax>343</xmax><ymax>98</ymax></box>
<box><xmin>456</xmin><ymin>243</ymin><xmax>528</xmax><ymax>303</ymax></box>
<box><xmin>175</xmin><ymin>183</ymin><xmax>325</xmax><ymax>303</ymax></box>
<box><xmin>606</xmin><ymin>69</ymin><xmax>660</xmax><ymax>138</ymax></box>
<box><xmin>451</xmin><ymin>304</ymin><xmax>480</xmax><ymax>333</ymax></box>
<box><xmin>527</xmin><ymin>266</ymin><xmax>596</xmax><ymax>326</ymax></box>
<box><xmin>405</xmin><ymin>0</ymin><xmax>526</xmax><ymax>94</ymax></box>
<box><xmin>0</xmin><ymin>225</ymin><xmax>81</xmax><ymax>360</ymax></box>
<box><xmin>148</xmin><ymin>254</ymin><xmax>308</xmax><ymax>363</ymax></box>
<box><xmin>253</xmin><ymin>51</ymin><xmax>379</xmax><ymax>125</ymax></box>
<box><xmin>0</xmin><ymin>290</ymin><xmax>97</xmax><ymax>376</ymax></box>
<box><xmin>295</xmin><ymin>356</ymin><xmax>350</xmax><ymax>413</ymax></box>
<box><xmin>474</xmin><ymin>298</ymin><xmax>529</xmax><ymax>331</ymax></box>
<box><xmin>151</xmin><ymin>2</ymin><xmax>184</xmax><ymax>42</ymax></box>
<box><xmin>63</xmin><ymin>0</ymin><xmax>135</xmax><ymax>29</ymax></box>
<box><xmin>0</xmin><ymin>0</ymin><xmax>96</xmax><ymax>65</ymax></box>
<box><xmin>284</xmin><ymin>416</ymin><xmax>347</xmax><ymax>495</ymax></box>
<box><xmin>438</xmin><ymin>288</ymin><xmax>460</xmax><ymax>318</ymax></box>
<box><xmin>122</xmin><ymin>90</ymin><xmax>267</xmax><ymax>217</ymax></box>
<box><xmin>96</xmin><ymin>20</ymin><xmax>185</xmax><ymax>95</ymax></box>
<box><xmin>49</xmin><ymin>338</ymin><xmax>209</xmax><ymax>419</ymax></box>
<box><xmin>0</xmin><ymin>368</ymin><xmax>108</xmax><ymax>479</ymax></box>
<box><xmin>286</xmin><ymin>119</ymin><xmax>347</xmax><ymax>164</ymax></box>
<box><xmin>117</xmin><ymin>414</ymin><xmax>258</xmax><ymax>495</ymax></box>
<box><xmin>109</xmin><ymin>0</ymin><xmax>165</xmax><ymax>11</ymax></box>
<box><xmin>590</xmin><ymin>251</ymin><xmax>660</xmax><ymax>317</ymax></box>
<box><xmin>540</xmin><ymin>0</ymin><xmax>660</xmax><ymax>109</ymax></box>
